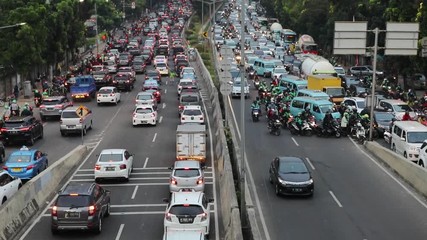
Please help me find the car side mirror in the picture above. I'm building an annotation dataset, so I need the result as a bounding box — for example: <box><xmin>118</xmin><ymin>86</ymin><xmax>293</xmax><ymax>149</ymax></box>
<box><xmin>168</xmin><ymin>166</ymin><xmax>173</xmax><ymax>170</ymax></box>
<box><xmin>401</xmin><ymin>137</ymin><xmax>406</xmax><ymax>141</ymax></box>
<box><xmin>162</xmin><ymin>198</ymin><xmax>170</xmax><ymax>203</ymax></box>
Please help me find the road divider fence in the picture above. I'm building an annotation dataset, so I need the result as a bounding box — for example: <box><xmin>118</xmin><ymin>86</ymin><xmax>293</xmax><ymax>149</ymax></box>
<box><xmin>0</xmin><ymin>145</ymin><xmax>88</xmax><ymax>240</ymax></box>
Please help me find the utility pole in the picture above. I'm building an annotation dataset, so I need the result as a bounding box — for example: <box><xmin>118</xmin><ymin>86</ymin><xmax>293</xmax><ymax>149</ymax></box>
<box><xmin>95</xmin><ymin>2</ymin><xmax>99</xmax><ymax>55</ymax></box>
<box><xmin>202</xmin><ymin>0</ymin><xmax>204</xmax><ymax>27</ymax></box>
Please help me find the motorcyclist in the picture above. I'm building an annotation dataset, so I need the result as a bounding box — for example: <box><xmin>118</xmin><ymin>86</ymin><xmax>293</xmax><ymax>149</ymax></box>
<box><xmin>341</xmin><ymin>107</ymin><xmax>351</xmax><ymax>134</ymax></box>
<box><xmin>402</xmin><ymin>110</ymin><xmax>412</xmax><ymax>121</ymax></box>
<box><xmin>271</xmin><ymin>86</ymin><xmax>281</xmax><ymax>96</ymax></box>
<box><xmin>10</xmin><ymin>100</ymin><xmax>20</xmax><ymax>116</ymax></box>
<box><xmin>251</xmin><ymin>100</ymin><xmax>260</xmax><ymax>112</ymax></box>
<box><xmin>2</xmin><ymin>106</ymin><xmax>11</xmax><ymax>121</ymax></box>
<box><xmin>322</xmin><ymin>110</ymin><xmax>334</xmax><ymax>131</ymax></box>
<box><xmin>21</xmin><ymin>104</ymin><xmax>33</xmax><ymax>116</ymax></box>
<box><xmin>34</xmin><ymin>90</ymin><xmax>42</xmax><ymax>99</ymax></box>
<box><xmin>268</xmin><ymin>108</ymin><xmax>279</xmax><ymax>127</ymax></box>
<box><xmin>42</xmin><ymin>90</ymin><xmax>49</xmax><ymax>99</ymax></box>
<box><xmin>301</xmin><ymin>107</ymin><xmax>312</xmax><ymax>121</ymax></box>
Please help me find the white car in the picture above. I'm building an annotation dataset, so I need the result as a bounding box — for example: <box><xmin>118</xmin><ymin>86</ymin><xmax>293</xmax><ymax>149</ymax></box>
<box><xmin>418</xmin><ymin>140</ymin><xmax>427</xmax><ymax>168</ymax></box>
<box><xmin>104</xmin><ymin>60</ymin><xmax>117</xmax><ymax>73</ymax></box>
<box><xmin>177</xmin><ymin>79</ymin><xmax>197</xmax><ymax>96</ymax></box>
<box><xmin>230</xmin><ymin>77</ymin><xmax>249</xmax><ymax>98</ymax></box>
<box><xmin>271</xmin><ymin>67</ymin><xmax>288</xmax><ymax>80</ymax></box>
<box><xmin>169</xmin><ymin>160</ymin><xmax>205</xmax><ymax>192</ymax></box>
<box><xmin>156</xmin><ymin>62</ymin><xmax>169</xmax><ymax>76</ymax></box>
<box><xmin>154</xmin><ymin>55</ymin><xmax>167</xmax><ymax>65</ymax></box>
<box><xmin>132</xmin><ymin>104</ymin><xmax>158</xmax><ymax>126</ymax></box>
<box><xmin>163</xmin><ymin>191</ymin><xmax>213</xmax><ymax>236</ymax></box>
<box><xmin>342</xmin><ymin>97</ymin><xmax>366</xmax><ymax>113</ymax></box>
<box><xmin>181</xmin><ymin>105</ymin><xmax>204</xmax><ymax>124</ymax></box>
<box><xmin>94</xmin><ymin>149</ymin><xmax>134</xmax><ymax>182</ymax></box>
<box><xmin>135</xmin><ymin>91</ymin><xmax>157</xmax><ymax>108</ymax></box>
<box><xmin>97</xmin><ymin>87</ymin><xmax>121</xmax><ymax>105</ymax></box>
<box><xmin>0</xmin><ymin>170</ymin><xmax>22</xmax><ymax>206</ymax></box>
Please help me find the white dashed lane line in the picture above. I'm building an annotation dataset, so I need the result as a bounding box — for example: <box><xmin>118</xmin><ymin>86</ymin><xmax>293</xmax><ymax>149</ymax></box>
<box><xmin>291</xmin><ymin>137</ymin><xmax>299</xmax><ymax>146</ymax></box>
<box><xmin>152</xmin><ymin>133</ymin><xmax>157</xmax><ymax>142</ymax></box>
<box><xmin>159</xmin><ymin>116</ymin><xmax>163</xmax><ymax>123</ymax></box>
<box><xmin>115</xmin><ymin>224</ymin><xmax>125</xmax><ymax>240</ymax></box>
<box><xmin>329</xmin><ymin>191</ymin><xmax>343</xmax><ymax>208</ymax></box>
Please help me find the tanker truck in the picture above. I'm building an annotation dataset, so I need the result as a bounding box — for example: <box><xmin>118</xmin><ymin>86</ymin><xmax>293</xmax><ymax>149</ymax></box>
<box><xmin>300</xmin><ymin>54</ymin><xmax>336</xmax><ymax>77</ymax></box>
<box><xmin>270</xmin><ymin>22</ymin><xmax>283</xmax><ymax>42</ymax></box>
<box><xmin>297</xmin><ymin>34</ymin><xmax>318</xmax><ymax>55</ymax></box>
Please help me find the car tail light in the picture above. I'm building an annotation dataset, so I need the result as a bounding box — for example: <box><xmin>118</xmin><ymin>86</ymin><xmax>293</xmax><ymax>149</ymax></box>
<box><xmin>170</xmin><ymin>177</ymin><xmax>177</xmax><ymax>185</ymax></box>
<box><xmin>39</xmin><ymin>105</ymin><xmax>45</xmax><ymax>109</ymax></box>
<box><xmin>88</xmin><ymin>205</ymin><xmax>96</xmax><ymax>216</ymax></box>
<box><xmin>110</xmin><ymin>94</ymin><xmax>115</xmax><ymax>97</ymax></box>
<box><xmin>197</xmin><ymin>177</ymin><xmax>203</xmax><ymax>185</ymax></box>
<box><xmin>2</xmin><ymin>166</ymin><xmax>8</xmax><ymax>170</ymax></box>
<box><xmin>97</xmin><ymin>94</ymin><xmax>102</xmax><ymax>97</ymax></box>
<box><xmin>151</xmin><ymin>113</ymin><xmax>156</xmax><ymax>117</ymax></box>
<box><xmin>165</xmin><ymin>212</ymin><xmax>172</xmax><ymax>221</ymax></box>
<box><xmin>179</xmin><ymin>105</ymin><xmax>184</xmax><ymax>110</ymax></box>
<box><xmin>0</xmin><ymin>128</ymin><xmax>7</xmax><ymax>132</ymax></box>
<box><xmin>26</xmin><ymin>165</ymin><xmax>35</xmax><ymax>170</ymax></box>
<box><xmin>52</xmin><ymin>206</ymin><xmax>58</xmax><ymax>216</ymax></box>
<box><xmin>85</xmin><ymin>94</ymin><xmax>89</xmax><ymax>97</ymax></box>
<box><xmin>79</xmin><ymin>118</ymin><xmax>83</xmax><ymax>123</ymax></box>
<box><xmin>119</xmin><ymin>164</ymin><xmax>126</xmax><ymax>170</ymax></box>
<box><xmin>200</xmin><ymin>212</ymin><xmax>207</xmax><ymax>221</ymax></box>
<box><xmin>55</xmin><ymin>105</ymin><xmax>62</xmax><ymax>109</ymax></box>
<box><xmin>95</xmin><ymin>165</ymin><xmax>101</xmax><ymax>170</ymax></box>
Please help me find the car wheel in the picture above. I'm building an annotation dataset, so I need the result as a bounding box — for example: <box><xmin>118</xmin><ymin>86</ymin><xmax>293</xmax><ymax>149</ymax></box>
<box><xmin>18</xmin><ymin>183</ymin><xmax>22</xmax><ymax>189</ymax></box>
<box><xmin>28</xmin><ymin>135</ymin><xmax>35</xmax><ymax>146</ymax></box>
<box><xmin>45</xmin><ymin>160</ymin><xmax>48</xmax><ymax>170</ymax></box>
<box><xmin>392</xmin><ymin>144</ymin><xmax>396</xmax><ymax>152</ymax></box>
<box><xmin>275</xmin><ymin>184</ymin><xmax>280</xmax><ymax>196</ymax></box>
<box><xmin>89</xmin><ymin>121</ymin><xmax>93</xmax><ymax>130</ymax></box>
<box><xmin>2</xmin><ymin>197</ymin><xmax>6</xmax><ymax>204</ymax></box>
<box><xmin>404</xmin><ymin>152</ymin><xmax>407</xmax><ymax>158</ymax></box>
<box><xmin>105</xmin><ymin>202</ymin><xmax>111</xmax><ymax>217</ymax></box>
<box><xmin>94</xmin><ymin>216</ymin><xmax>102</xmax><ymax>234</ymax></box>
<box><xmin>269</xmin><ymin>174</ymin><xmax>273</xmax><ymax>184</ymax></box>
<box><xmin>40</xmin><ymin>129</ymin><xmax>44</xmax><ymax>139</ymax></box>
<box><xmin>419</xmin><ymin>160</ymin><xmax>425</xmax><ymax>168</ymax></box>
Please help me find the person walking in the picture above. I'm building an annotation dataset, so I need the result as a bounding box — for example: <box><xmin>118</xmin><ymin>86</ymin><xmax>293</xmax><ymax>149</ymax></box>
<box><xmin>14</xmin><ymin>84</ymin><xmax>19</xmax><ymax>99</ymax></box>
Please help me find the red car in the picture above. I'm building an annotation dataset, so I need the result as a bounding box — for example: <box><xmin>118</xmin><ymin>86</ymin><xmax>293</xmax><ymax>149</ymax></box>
<box><xmin>144</xmin><ymin>89</ymin><xmax>161</xmax><ymax>103</ymax></box>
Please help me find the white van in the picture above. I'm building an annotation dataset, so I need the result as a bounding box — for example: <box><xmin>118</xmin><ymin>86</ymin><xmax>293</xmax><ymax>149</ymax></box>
<box><xmin>390</xmin><ymin>121</ymin><xmax>427</xmax><ymax>162</ymax></box>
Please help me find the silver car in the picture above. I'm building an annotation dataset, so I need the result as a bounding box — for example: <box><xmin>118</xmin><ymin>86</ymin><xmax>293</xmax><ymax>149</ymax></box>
<box><xmin>169</xmin><ymin>160</ymin><xmax>205</xmax><ymax>192</ymax></box>
<box><xmin>39</xmin><ymin>96</ymin><xmax>72</xmax><ymax>121</ymax></box>
<box><xmin>135</xmin><ymin>91</ymin><xmax>157</xmax><ymax>108</ymax></box>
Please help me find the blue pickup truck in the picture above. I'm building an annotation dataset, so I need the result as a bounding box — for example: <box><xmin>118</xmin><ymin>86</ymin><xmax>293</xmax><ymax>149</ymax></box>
<box><xmin>70</xmin><ymin>75</ymin><xmax>97</xmax><ymax>101</ymax></box>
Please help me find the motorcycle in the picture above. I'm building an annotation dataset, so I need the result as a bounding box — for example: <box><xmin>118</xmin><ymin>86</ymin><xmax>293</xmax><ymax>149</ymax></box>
<box><xmin>268</xmin><ymin>119</ymin><xmax>282</xmax><ymax>136</ymax></box>
<box><xmin>252</xmin><ymin>108</ymin><xmax>260</xmax><ymax>122</ymax></box>
<box><xmin>316</xmin><ymin>120</ymin><xmax>341</xmax><ymax>138</ymax></box>
<box><xmin>289</xmin><ymin>118</ymin><xmax>313</xmax><ymax>136</ymax></box>
<box><xmin>355</xmin><ymin>122</ymin><xmax>366</xmax><ymax>144</ymax></box>
<box><xmin>34</xmin><ymin>97</ymin><xmax>42</xmax><ymax>107</ymax></box>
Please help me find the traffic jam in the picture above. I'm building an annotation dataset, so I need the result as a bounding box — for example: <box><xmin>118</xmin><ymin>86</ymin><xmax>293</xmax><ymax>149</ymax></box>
<box><xmin>0</xmin><ymin>0</ymin><xmax>218</xmax><ymax>239</ymax></box>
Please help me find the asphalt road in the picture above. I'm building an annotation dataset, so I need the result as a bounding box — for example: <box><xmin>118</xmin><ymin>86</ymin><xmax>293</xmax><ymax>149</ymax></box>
<box><xmin>14</xmin><ymin>41</ymin><xmax>221</xmax><ymax>240</ymax></box>
<box><xmin>226</xmin><ymin>75</ymin><xmax>427</xmax><ymax>240</ymax></box>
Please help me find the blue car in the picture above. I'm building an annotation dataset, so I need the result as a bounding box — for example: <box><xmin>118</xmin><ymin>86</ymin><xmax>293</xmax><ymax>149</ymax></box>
<box><xmin>3</xmin><ymin>146</ymin><xmax>48</xmax><ymax>180</ymax></box>
<box><xmin>143</xmin><ymin>79</ymin><xmax>160</xmax><ymax>91</ymax></box>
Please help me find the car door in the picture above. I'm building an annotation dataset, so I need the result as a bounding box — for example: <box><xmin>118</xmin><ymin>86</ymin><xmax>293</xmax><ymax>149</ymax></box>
<box><xmin>0</xmin><ymin>174</ymin><xmax>9</xmax><ymax>203</ymax></box>
<box><xmin>3</xmin><ymin>174</ymin><xmax>16</xmax><ymax>199</ymax></box>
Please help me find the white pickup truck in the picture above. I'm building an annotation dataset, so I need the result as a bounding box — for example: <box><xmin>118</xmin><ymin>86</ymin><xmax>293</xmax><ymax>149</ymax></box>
<box><xmin>60</xmin><ymin>106</ymin><xmax>93</xmax><ymax>136</ymax></box>
<box><xmin>176</xmin><ymin>124</ymin><xmax>206</xmax><ymax>164</ymax></box>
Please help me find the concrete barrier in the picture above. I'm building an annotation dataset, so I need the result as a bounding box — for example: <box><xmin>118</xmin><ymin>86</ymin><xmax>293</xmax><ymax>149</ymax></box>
<box><xmin>0</xmin><ymin>145</ymin><xmax>88</xmax><ymax>240</ymax></box>
<box><xmin>365</xmin><ymin>141</ymin><xmax>427</xmax><ymax>197</ymax></box>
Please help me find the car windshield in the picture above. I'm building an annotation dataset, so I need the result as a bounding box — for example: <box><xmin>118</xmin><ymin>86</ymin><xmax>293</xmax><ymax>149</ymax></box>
<box><xmin>42</xmin><ymin>99</ymin><xmax>61</xmax><ymax>105</ymax></box>
<box><xmin>182</xmin><ymin>73</ymin><xmax>195</xmax><ymax>79</ymax></box>
<box><xmin>61</xmin><ymin>111</ymin><xmax>79</xmax><ymax>118</ymax></box>
<box><xmin>325</xmin><ymin>88</ymin><xmax>345</xmax><ymax>96</ymax></box>
<box><xmin>356</xmin><ymin>101</ymin><xmax>365</xmax><ymax>108</ymax></box>
<box><xmin>156</xmin><ymin>63</ymin><xmax>167</xmax><ymax>68</ymax></box>
<box><xmin>56</xmin><ymin>195</ymin><xmax>90</xmax><ymax>207</ymax></box>
<box><xmin>99</xmin><ymin>89</ymin><xmax>113</xmax><ymax>94</ymax></box>
<box><xmin>183</xmin><ymin>109</ymin><xmax>202</xmax><ymax>116</ymax></box>
<box><xmin>375</xmin><ymin>112</ymin><xmax>393</xmax><ymax>122</ymax></box>
<box><xmin>137</xmin><ymin>94</ymin><xmax>152</xmax><ymax>100</ymax></box>
<box><xmin>99</xmin><ymin>153</ymin><xmax>123</xmax><ymax>162</ymax></box>
<box><xmin>319</xmin><ymin>104</ymin><xmax>333</xmax><ymax>113</ymax></box>
<box><xmin>181</xmin><ymin>96</ymin><xmax>198</xmax><ymax>103</ymax></box>
<box><xmin>169</xmin><ymin>205</ymin><xmax>204</xmax><ymax>215</ymax></box>
<box><xmin>335</xmin><ymin>68</ymin><xmax>345</xmax><ymax>74</ymax></box>
<box><xmin>136</xmin><ymin>108</ymin><xmax>153</xmax><ymax>114</ymax></box>
<box><xmin>279</xmin><ymin>161</ymin><xmax>307</xmax><ymax>174</ymax></box>
<box><xmin>407</xmin><ymin>132</ymin><xmax>427</xmax><ymax>144</ymax></box>
<box><xmin>274</xmin><ymin>68</ymin><xmax>286</xmax><ymax>73</ymax></box>
<box><xmin>174</xmin><ymin>169</ymin><xmax>200</xmax><ymax>177</ymax></box>
<box><xmin>393</xmin><ymin>104</ymin><xmax>411</xmax><ymax>112</ymax></box>
<box><xmin>8</xmin><ymin>155</ymin><xmax>31</xmax><ymax>163</ymax></box>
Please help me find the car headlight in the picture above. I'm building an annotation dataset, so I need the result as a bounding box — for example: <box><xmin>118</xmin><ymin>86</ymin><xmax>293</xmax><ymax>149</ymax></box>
<box><xmin>306</xmin><ymin>179</ymin><xmax>314</xmax><ymax>184</ymax></box>
<box><xmin>278</xmin><ymin>177</ymin><xmax>287</xmax><ymax>185</ymax></box>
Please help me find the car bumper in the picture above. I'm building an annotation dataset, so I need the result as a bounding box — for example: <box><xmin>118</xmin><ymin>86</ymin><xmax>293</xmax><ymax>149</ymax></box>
<box><xmin>95</xmin><ymin>169</ymin><xmax>129</xmax><ymax>179</ymax></box>
<box><xmin>277</xmin><ymin>183</ymin><xmax>314</xmax><ymax>196</ymax></box>
<box><xmin>170</xmin><ymin>184</ymin><xmax>204</xmax><ymax>192</ymax></box>
<box><xmin>7</xmin><ymin>169</ymin><xmax>35</xmax><ymax>180</ymax></box>
<box><xmin>132</xmin><ymin>117</ymin><xmax>156</xmax><ymax>125</ymax></box>
<box><xmin>51</xmin><ymin>217</ymin><xmax>97</xmax><ymax>230</ymax></box>
<box><xmin>164</xmin><ymin>223</ymin><xmax>209</xmax><ymax>235</ymax></box>
<box><xmin>181</xmin><ymin>120</ymin><xmax>204</xmax><ymax>124</ymax></box>
<box><xmin>2</xmin><ymin>133</ymin><xmax>32</xmax><ymax>142</ymax></box>
<box><xmin>97</xmin><ymin>97</ymin><xmax>116</xmax><ymax>103</ymax></box>
<box><xmin>40</xmin><ymin>109</ymin><xmax>62</xmax><ymax>116</ymax></box>
<box><xmin>60</xmin><ymin>125</ymin><xmax>83</xmax><ymax>133</ymax></box>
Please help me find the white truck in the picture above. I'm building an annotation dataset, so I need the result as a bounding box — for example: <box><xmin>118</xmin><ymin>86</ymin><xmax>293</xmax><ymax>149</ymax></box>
<box><xmin>300</xmin><ymin>54</ymin><xmax>336</xmax><ymax>77</ymax></box>
<box><xmin>176</xmin><ymin>124</ymin><xmax>207</xmax><ymax>164</ymax></box>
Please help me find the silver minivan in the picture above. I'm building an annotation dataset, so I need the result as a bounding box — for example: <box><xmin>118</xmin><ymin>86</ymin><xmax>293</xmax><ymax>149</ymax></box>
<box><xmin>60</xmin><ymin>106</ymin><xmax>93</xmax><ymax>136</ymax></box>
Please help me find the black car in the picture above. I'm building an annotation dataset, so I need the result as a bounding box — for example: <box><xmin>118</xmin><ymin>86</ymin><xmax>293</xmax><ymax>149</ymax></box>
<box><xmin>349</xmin><ymin>83</ymin><xmax>369</xmax><ymax>97</ymax></box>
<box><xmin>143</xmin><ymin>27</ymin><xmax>151</xmax><ymax>36</ymax></box>
<box><xmin>51</xmin><ymin>182</ymin><xmax>110</xmax><ymax>234</ymax></box>
<box><xmin>0</xmin><ymin>116</ymin><xmax>44</xmax><ymax>146</ymax></box>
<box><xmin>340</xmin><ymin>75</ymin><xmax>360</xmax><ymax>90</ymax></box>
<box><xmin>269</xmin><ymin>156</ymin><xmax>314</xmax><ymax>197</ymax></box>
<box><xmin>113</xmin><ymin>74</ymin><xmax>133</xmax><ymax>91</ymax></box>
<box><xmin>374</xmin><ymin>111</ymin><xmax>394</xmax><ymax>137</ymax></box>
<box><xmin>0</xmin><ymin>142</ymin><xmax>5</xmax><ymax>163</ymax></box>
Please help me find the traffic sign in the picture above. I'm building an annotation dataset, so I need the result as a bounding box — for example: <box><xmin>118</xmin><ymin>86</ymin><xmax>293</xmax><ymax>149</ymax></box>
<box><xmin>220</xmin><ymin>82</ymin><xmax>232</xmax><ymax>95</ymax></box>
<box><xmin>131</xmin><ymin>1</ymin><xmax>136</xmax><ymax>9</ymax></box>
<box><xmin>203</xmin><ymin>31</ymin><xmax>208</xmax><ymax>38</ymax></box>
<box><xmin>76</xmin><ymin>105</ymin><xmax>89</xmax><ymax>118</ymax></box>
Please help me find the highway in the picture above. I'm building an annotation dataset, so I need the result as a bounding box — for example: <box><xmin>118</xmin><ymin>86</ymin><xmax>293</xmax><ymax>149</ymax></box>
<box><xmin>227</xmin><ymin>74</ymin><xmax>427</xmax><ymax>240</ymax></box>
<box><xmin>12</xmin><ymin>32</ymin><xmax>221</xmax><ymax>240</ymax></box>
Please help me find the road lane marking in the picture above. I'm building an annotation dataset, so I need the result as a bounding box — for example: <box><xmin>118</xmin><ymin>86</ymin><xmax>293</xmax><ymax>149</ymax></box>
<box><xmin>99</xmin><ymin>182</ymin><xmax>214</xmax><ymax>187</ymax></box>
<box><xmin>74</xmin><ymin>172</ymin><xmax>212</xmax><ymax>176</ymax></box>
<box><xmin>165</xmin><ymin>80</ymin><xmax>168</xmax><ymax>85</ymax></box>
<box><xmin>159</xmin><ymin>116</ymin><xmax>163</xmax><ymax>123</ymax></box>
<box><xmin>77</xmin><ymin>167</ymin><xmax>213</xmax><ymax>171</ymax></box>
<box><xmin>115</xmin><ymin>224</ymin><xmax>125</xmax><ymax>240</ymax></box>
<box><xmin>228</xmin><ymin>95</ymin><xmax>272</xmax><ymax>240</ymax></box>
<box><xmin>329</xmin><ymin>191</ymin><xmax>343</xmax><ymax>208</ymax></box>
<box><xmin>131</xmin><ymin>186</ymin><xmax>138</xmax><ymax>199</ymax></box>
<box><xmin>112</xmin><ymin>204</ymin><xmax>167</xmax><ymax>207</ymax></box>
<box><xmin>19</xmin><ymin>103</ymin><xmax>125</xmax><ymax>240</ymax></box>
<box><xmin>291</xmin><ymin>137</ymin><xmax>299</xmax><ymax>146</ymax></box>
<box><xmin>164</xmin><ymin>89</ymin><xmax>167</xmax><ymax>94</ymax></box>
<box><xmin>305</xmin><ymin>157</ymin><xmax>315</xmax><ymax>170</ymax></box>
<box><xmin>201</xmin><ymin>91</ymin><xmax>220</xmax><ymax>240</ymax></box>
<box><xmin>152</xmin><ymin>133</ymin><xmax>157</xmax><ymax>142</ymax></box>
<box><xmin>143</xmin><ymin>157</ymin><xmax>149</xmax><ymax>168</ymax></box>
<box><xmin>350</xmin><ymin>138</ymin><xmax>427</xmax><ymax>209</ymax></box>
<box><xmin>41</xmin><ymin>210</ymin><xmax>216</xmax><ymax>217</ymax></box>
<box><xmin>162</xmin><ymin>103</ymin><xmax>166</xmax><ymax>109</ymax></box>
<box><xmin>71</xmin><ymin>176</ymin><xmax>214</xmax><ymax>181</ymax></box>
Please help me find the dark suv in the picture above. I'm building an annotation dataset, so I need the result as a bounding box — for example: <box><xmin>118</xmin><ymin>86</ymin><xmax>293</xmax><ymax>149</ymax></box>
<box><xmin>0</xmin><ymin>116</ymin><xmax>43</xmax><ymax>146</ymax></box>
<box><xmin>51</xmin><ymin>182</ymin><xmax>110</xmax><ymax>234</ymax></box>
<box><xmin>113</xmin><ymin>74</ymin><xmax>133</xmax><ymax>91</ymax></box>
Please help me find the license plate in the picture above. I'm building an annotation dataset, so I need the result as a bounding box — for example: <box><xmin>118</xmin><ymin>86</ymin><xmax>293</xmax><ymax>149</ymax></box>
<box><xmin>11</xmin><ymin>168</ymin><xmax>22</xmax><ymax>172</ymax></box>
<box><xmin>65</xmin><ymin>211</ymin><xmax>80</xmax><ymax>218</ymax></box>
<box><xmin>141</xmin><ymin>120</ymin><xmax>147</xmax><ymax>123</ymax></box>
<box><xmin>292</xmin><ymin>188</ymin><xmax>303</xmax><ymax>192</ymax></box>
<box><xmin>103</xmin><ymin>95</ymin><xmax>108</xmax><ymax>97</ymax></box>
<box><xmin>9</xmin><ymin>131</ymin><xmax>18</xmax><ymax>134</ymax></box>
<box><xmin>76</xmin><ymin>96</ymin><xmax>83</xmax><ymax>98</ymax></box>
<box><xmin>105</xmin><ymin>167</ymin><xmax>115</xmax><ymax>171</ymax></box>
<box><xmin>47</xmin><ymin>108</ymin><xmax>53</xmax><ymax>111</ymax></box>
<box><xmin>179</xmin><ymin>217</ymin><xmax>194</xmax><ymax>223</ymax></box>
<box><xmin>67</xmin><ymin>125</ymin><xmax>75</xmax><ymax>129</ymax></box>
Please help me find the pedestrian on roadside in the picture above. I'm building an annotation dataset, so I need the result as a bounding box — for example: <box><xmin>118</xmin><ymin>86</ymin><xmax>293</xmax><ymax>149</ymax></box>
<box><xmin>13</xmin><ymin>84</ymin><xmax>19</xmax><ymax>99</ymax></box>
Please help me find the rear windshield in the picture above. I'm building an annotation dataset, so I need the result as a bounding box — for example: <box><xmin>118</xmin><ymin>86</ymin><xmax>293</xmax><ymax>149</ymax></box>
<box><xmin>181</xmin><ymin>96</ymin><xmax>199</xmax><ymax>103</ymax></box>
<box><xmin>56</xmin><ymin>195</ymin><xmax>91</xmax><ymax>207</ymax></box>
<box><xmin>61</xmin><ymin>111</ymin><xmax>79</xmax><ymax>118</ymax></box>
<box><xmin>137</xmin><ymin>94</ymin><xmax>152</xmax><ymax>100</ymax></box>
<box><xmin>180</xmin><ymin>82</ymin><xmax>194</xmax><ymax>87</ymax></box>
<box><xmin>156</xmin><ymin>63</ymin><xmax>167</xmax><ymax>68</ymax></box>
<box><xmin>98</xmin><ymin>89</ymin><xmax>112</xmax><ymax>94</ymax></box>
<box><xmin>169</xmin><ymin>205</ymin><xmax>204</xmax><ymax>215</ymax></box>
<box><xmin>183</xmin><ymin>109</ymin><xmax>202</xmax><ymax>116</ymax></box>
<box><xmin>4</xmin><ymin>121</ymin><xmax>27</xmax><ymax>127</ymax></box>
<box><xmin>115</xmin><ymin>75</ymin><xmax>128</xmax><ymax>81</ymax></box>
<box><xmin>174</xmin><ymin>169</ymin><xmax>200</xmax><ymax>177</ymax></box>
<box><xmin>42</xmin><ymin>99</ymin><xmax>60</xmax><ymax>105</ymax></box>
<box><xmin>8</xmin><ymin>155</ymin><xmax>31</xmax><ymax>163</ymax></box>
<box><xmin>136</xmin><ymin>108</ymin><xmax>153</xmax><ymax>114</ymax></box>
<box><xmin>99</xmin><ymin>153</ymin><xmax>122</xmax><ymax>162</ymax></box>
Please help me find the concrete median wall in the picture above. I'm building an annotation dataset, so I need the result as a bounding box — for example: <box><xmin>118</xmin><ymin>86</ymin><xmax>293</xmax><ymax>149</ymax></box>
<box><xmin>365</xmin><ymin>142</ymin><xmax>427</xmax><ymax>197</ymax></box>
<box><xmin>0</xmin><ymin>145</ymin><xmax>88</xmax><ymax>240</ymax></box>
